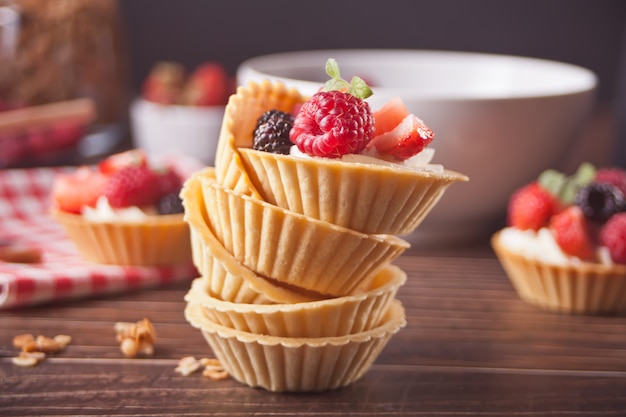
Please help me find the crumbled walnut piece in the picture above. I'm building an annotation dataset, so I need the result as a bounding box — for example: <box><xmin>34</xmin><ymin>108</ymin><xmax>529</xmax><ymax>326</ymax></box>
<box><xmin>201</xmin><ymin>358</ymin><xmax>229</xmax><ymax>380</ymax></box>
<box><xmin>36</xmin><ymin>335</ymin><xmax>69</xmax><ymax>353</ymax></box>
<box><xmin>21</xmin><ymin>351</ymin><xmax>46</xmax><ymax>361</ymax></box>
<box><xmin>12</xmin><ymin>353</ymin><xmax>39</xmax><ymax>367</ymax></box>
<box><xmin>175</xmin><ymin>356</ymin><xmax>229</xmax><ymax>380</ymax></box>
<box><xmin>11</xmin><ymin>332</ymin><xmax>71</xmax><ymax>367</ymax></box>
<box><xmin>114</xmin><ymin>318</ymin><xmax>156</xmax><ymax>358</ymax></box>
<box><xmin>53</xmin><ymin>334</ymin><xmax>72</xmax><ymax>347</ymax></box>
<box><xmin>175</xmin><ymin>356</ymin><xmax>203</xmax><ymax>376</ymax></box>
<box><xmin>13</xmin><ymin>333</ymin><xmax>35</xmax><ymax>349</ymax></box>
<box><xmin>119</xmin><ymin>338</ymin><xmax>139</xmax><ymax>358</ymax></box>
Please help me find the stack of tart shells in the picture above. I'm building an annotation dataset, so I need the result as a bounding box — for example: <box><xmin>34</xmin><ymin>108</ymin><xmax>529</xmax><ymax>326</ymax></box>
<box><xmin>182</xmin><ymin>80</ymin><xmax>468</xmax><ymax>392</ymax></box>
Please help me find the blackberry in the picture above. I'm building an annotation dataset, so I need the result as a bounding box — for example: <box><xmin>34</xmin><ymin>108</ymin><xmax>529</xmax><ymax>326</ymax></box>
<box><xmin>157</xmin><ymin>192</ymin><xmax>184</xmax><ymax>215</ymax></box>
<box><xmin>575</xmin><ymin>182</ymin><xmax>625</xmax><ymax>223</ymax></box>
<box><xmin>252</xmin><ymin>110</ymin><xmax>295</xmax><ymax>155</ymax></box>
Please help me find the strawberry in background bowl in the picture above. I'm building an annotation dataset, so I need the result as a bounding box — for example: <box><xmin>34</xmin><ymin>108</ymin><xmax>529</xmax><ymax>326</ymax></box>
<box><xmin>131</xmin><ymin>61</ymin><xmax>234</xmax><ymax>166</ymax></box>
<box><xmin>51</xmin><ymin>149</ymin><xmax>195</xmax><ymax>266</ymax></box>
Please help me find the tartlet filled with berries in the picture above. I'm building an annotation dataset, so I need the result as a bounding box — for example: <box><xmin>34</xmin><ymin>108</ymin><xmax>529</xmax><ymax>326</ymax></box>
<box><xmin>491</xmin><ymin>163</ymin><xmax>626</xmax><ymax>314</ymax></box>
<box><xmin>51</xmin><ymin>149</ymin><xmax>192</xmax><ymax>266</ymax></box>
<box><xmin>215</xmin><ymin>59</ymin><xmax>468</xmax><ymax>235</ymax></box>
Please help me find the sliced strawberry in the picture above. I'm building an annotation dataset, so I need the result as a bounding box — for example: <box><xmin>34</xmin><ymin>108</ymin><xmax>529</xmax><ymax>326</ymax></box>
<box><xmin>507</xmin><ymin>182</ymin><xmax>559</xmax><ymax>231</ymax></box>
<box><xmin>103</xmin><ymin>165</ymin><xmax>161</xmax><ymax>208</ymax></box>
<box><xmin>52</xmin><ymin>167</ymin><xmax>108</xmax><ymax>214</ymax></box>
<box><xmin>179</xmin><ymin>62</ymin><xmax>230</xmax><ymax>106</ymax></box>
<box><xmin>98</xmin><ymin>149</ymin><xmax>148</xmax><ymax>175</ymax></box>
<box><xmin>373</xmin><ymin>96</ymin><xmax>410</xmax><ymax>137</ymax></box>
<box><xmin>366</xmin><ymin>114</ymin><xmax>434</xmax><ymax>161</ymax></box>
<box><xmin>549</xmin><ymin>205</ymin><xmax>595</xmax><ymax>260</ymax></box>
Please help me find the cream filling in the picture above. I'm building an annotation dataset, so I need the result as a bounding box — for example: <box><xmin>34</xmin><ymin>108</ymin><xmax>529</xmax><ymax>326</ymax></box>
<box><xmin>82</xmin><ymin>196</ymin><xmax>154</xmax><ymax>223</ymax></box>
<box><xmin>499</xmin><ymin>227</ymin><xmax>613</xmax><ymax>267</ymax></box>
<box><xmin>289</xmin><ymin>146</ymin><xmax>444</xmax><ymax>173</ymax></box>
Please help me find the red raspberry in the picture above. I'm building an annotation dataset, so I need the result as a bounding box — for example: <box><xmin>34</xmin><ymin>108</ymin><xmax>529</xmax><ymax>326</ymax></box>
<box><xmin>600</xmin><ymin>212</ymin><xmax>626</xmax><ymax>264</ymax></box>
<box><xmin>103</xmin><ymin>165</ymin><xmax>161</xmax><ymax>208</ymax></box>
<box><xmin>507</xmin><ymin>182</ymin><xmax>559</xmax><ymax>231</ymax></box>
<box><xmin>595</xmin><ymin>167</ymin><xmax>626</xmax><ymax>196</ymax></box>
<box><xmin>290</xmin><ymin>91</ymin><xmax>374</xmax><ymax>158</ymax></box>
<box><xmin>549</xmin><ymin>205</ymin><xmax>595</xmax><ymax>260</ymax></box>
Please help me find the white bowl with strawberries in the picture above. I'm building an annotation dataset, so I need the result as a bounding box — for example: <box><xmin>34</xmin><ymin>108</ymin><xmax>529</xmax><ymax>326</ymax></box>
<box><xmin>131</xmin><ymin>61</ymin><xmax>234</xmax><ymax>166</ymax></box>
<box><xmin>238</xmin><ymin>49</ymin><xmax>598</xmax><ymax>245</ymax></box>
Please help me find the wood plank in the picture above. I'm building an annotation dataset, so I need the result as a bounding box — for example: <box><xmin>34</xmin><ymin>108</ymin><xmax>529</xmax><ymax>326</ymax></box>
<box><xmin>2</xmin><ymin>361</ymin><xmax>626</xmax><ymax>416</ymax></box>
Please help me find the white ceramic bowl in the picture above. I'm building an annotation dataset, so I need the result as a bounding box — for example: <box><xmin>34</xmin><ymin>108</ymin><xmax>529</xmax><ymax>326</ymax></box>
<box><xmin>130</xmin><ymin>98</ymin><xmax>224</xmax><ymax>165</ymax></box>
<box><xmin>237</xmin><ymin>49</ymin><xmax>598</xmax><ymax>245</ymax></box>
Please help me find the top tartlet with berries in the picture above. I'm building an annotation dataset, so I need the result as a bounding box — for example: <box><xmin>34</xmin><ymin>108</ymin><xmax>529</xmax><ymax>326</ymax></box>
<box><xmin>507</xmin><ymin>163</ymin><xmax>626</xmax><ymax>265</ymax></box>
<box><xmin>51</xmin><ymin>149</ymin><xmax>185</xmax><ymax>218</ymax></box>
<box><xmin>251</xmin><ymin>59</ymin><xmax>435</xmax><ymax>166</ymax></box>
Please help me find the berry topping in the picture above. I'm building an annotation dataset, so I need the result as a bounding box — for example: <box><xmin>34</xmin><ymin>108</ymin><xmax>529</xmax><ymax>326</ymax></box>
<box><xmin>51</xmin><ymin>167</ymin><xmax>108</xmax><ymax>214</ymax></box>
<box><xmin>366</xmin><ymin>113</ymin><xmax>434</xmax><ymax>161</ymax></box>
<box><xmin>507</xmin><ymin>181</ymin><xmax>559</xmax><ymax>231</ymax></box>
<box><xmin>549</xmin><ymin>205</ymin><xmax>595</xmax><ymax>260</ymax></box>
<box><xmin>156</xmin><ymin>167</ymin><xmax>183</xmax><ymax>196</ymax></box>
<box><xmin>179</xmin><ymin>62</ymin><xmax>230</xmax><ymax>107</ymax></box>
<box><xmin>372</xmin><ymin>96</ymin><xmax>410</xmax><ymax>137</ymax></box>
<box><xmin>253</xmin><ymin>110</ymin><xmax>295</xmax><ymax>155</ymax></box>
<box><xmin>290</xmin><ymin>59</ymin><xmax>375</xmax><ymax>158</ymax></box>
<box><xmin>575</xmin><ymin>182</ymin><xmax>625</xmax><ymax>223</ymax></box>
<box><xmin>142</xmin><ymin>62</ymin><xmax>186</xmax><ymax>105</ymax></box>
<box><xmin>157</xmin><ymin>192</ymin><xmax>184</xmax><ymax>215</ymax></box>
<box><xmin>594</xmin><ymin>167</ymin><xmax>626</xmax><ymax>196</ymax></box>
<box><xmin>98</xmin><ymin>149</ymin><xmax>147</xmax><ymax>175</ymax></box>
<box><xmin>600</xmin><ymin>212</ymin><xmax>626</xmax><ymax>264</ymax></box>
<box><xmin>103</xmin><ymin>165</ymin><xmax>161</xmax><ymax>208</ymax></box>
<box><xmin>538</xmin><ymin>162</ymin><xmax>596</xmax><ymax>205</ymax></box>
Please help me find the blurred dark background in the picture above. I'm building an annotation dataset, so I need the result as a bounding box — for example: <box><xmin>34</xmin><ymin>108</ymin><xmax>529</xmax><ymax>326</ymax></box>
<box><xmin>119</xmin><ymin>0</ymin><xmax>625</xmax><ymax>103</ymax></box>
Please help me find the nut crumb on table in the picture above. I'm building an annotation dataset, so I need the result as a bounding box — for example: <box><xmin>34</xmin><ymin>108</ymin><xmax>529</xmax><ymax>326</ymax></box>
<box><xmin>114</xmin><ymin>318</ymin><xmax>157</xmax><ymax>358</ymax></box>
<box><xmin>11</xmin><ymin>333</ymin><xmax>72</xmax><ymax>367</ymax></box>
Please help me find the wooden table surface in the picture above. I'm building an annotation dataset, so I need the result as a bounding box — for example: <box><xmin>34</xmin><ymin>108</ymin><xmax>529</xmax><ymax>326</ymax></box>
<box><xmin>2</xmin><ymin>244</ymin><xmax>626</xmax><ymax>416</ymax></box>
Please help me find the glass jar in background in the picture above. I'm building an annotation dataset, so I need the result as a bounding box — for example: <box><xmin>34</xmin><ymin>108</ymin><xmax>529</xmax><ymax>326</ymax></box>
<box><xmin>0</xmin><ymin>0</ymin><xmax>129</xmax><ymax>167</ymax></box>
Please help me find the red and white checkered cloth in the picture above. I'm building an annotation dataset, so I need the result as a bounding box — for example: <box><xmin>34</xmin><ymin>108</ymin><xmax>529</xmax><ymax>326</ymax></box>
<box><xmin>0</xmin><ymin>165</ymin><xmax>198</xmax><ymax>310</ymax></box>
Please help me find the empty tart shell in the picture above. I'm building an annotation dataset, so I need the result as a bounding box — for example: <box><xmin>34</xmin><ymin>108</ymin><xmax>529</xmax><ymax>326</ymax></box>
<box><xmin>491</xmin><ymin>231</ymin><xmax>626</xmax><ymax>314</ymax></box>
<box><xmin>184</xmin><ymin>262</ymin><xmax>406</xmax><ymax>338</ymax></box>
<box><xmin>239</xmin><ymin>148</ymin><xmax>468</xmax><ymax>235</ymax></box>
<box><xmin>182</xmin><ymin>168</ymin><xmax>320</xmax><ymax>304</ymax></box>
<box><xmin>184</xmin><ymin>299</ymin><xmax>406</xmax><ymax>392</ymax></box>
<box><xmin>52</xmin><ymin>209</ymin><xmax>191</xmax><ymax>266</ymax></box>
<box><xmin>214</xmin><ymin>80</ymin><xmax>305</xmax><ymax>198</ymax></box>
<box><xmin>198</xmin><ymin>171</ymin><xmax>410</xmax><ymax>297</ymax></box>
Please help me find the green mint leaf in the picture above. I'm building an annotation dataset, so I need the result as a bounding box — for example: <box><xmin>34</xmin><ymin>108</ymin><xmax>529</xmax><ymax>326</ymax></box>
<box><xmin>538</xmin><ymin>169</ymin><xmax>566</xmax><ymax>197</ymax></box>
<box><xmin>321</xmin><ymin>58</ymin><xmax>373</xmax><ymax>99</ymax></box>
<box><xmin>325</xmin><ymin>59</ymin><xmax>340</xmax><ymax>80</ymax></box>
<box><xmin>348</xmin><ymin>76</ymin><xmax>373</xmax><ymax>99</ymax></box>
